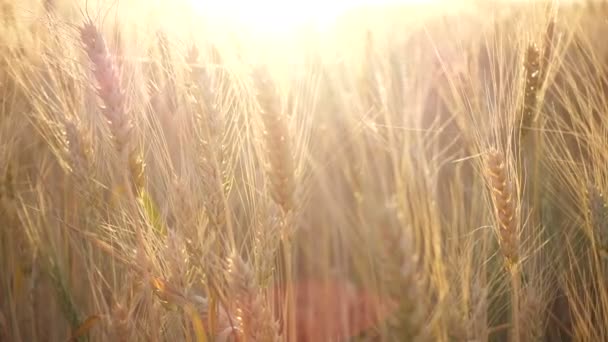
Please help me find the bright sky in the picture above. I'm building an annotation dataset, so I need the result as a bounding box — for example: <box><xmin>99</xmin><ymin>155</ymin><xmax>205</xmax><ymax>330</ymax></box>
<box><xmin>190</xmin><ymin>0</ymin><xmax>443</xmax><ymax>34</ymax></box>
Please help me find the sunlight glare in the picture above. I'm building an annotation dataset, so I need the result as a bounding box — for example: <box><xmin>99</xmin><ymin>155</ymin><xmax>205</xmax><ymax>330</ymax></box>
<box><xmin>190</xmin><ymin>0</ymin><xmax>441</xmax><ymax>34</ymax></box>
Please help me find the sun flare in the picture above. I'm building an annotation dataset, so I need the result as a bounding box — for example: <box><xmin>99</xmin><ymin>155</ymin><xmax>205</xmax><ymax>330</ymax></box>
<box><xmin>190</xmin><ymin>0</ymin><xmax>443</xmax><ymax>34</ymax></box>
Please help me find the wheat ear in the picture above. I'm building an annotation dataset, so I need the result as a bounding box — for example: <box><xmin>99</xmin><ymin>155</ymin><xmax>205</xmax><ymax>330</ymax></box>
<box><xmin>520</xmin><ymin>43</ymin><xmax>541</xmax><ymax>139</ymax></box>
<box><xmin>485</xmin><ymin>149</ymin><xmax>521</xmax><ymax>341</ymax></box>
<box><xmin>80</xmin><ymin>20</ymin><xmax>144</xmax><ymax>195</ymax></box>
<box><xmin>253</xmin><ymin>68</ymin><xmax>295</xmax><ymax>215</ymax></box>
<box><xmin>80</xmin><ymin>21</ymin><xmax>130</xmax><ymax>151</ymax></box>
<box><xmin>226</xmin><ymin>252</ymin><xmax>280</xmax><ymax>342</ymax></box>
<box><xmin>485</xmin><ymin>149</ymin><xmax>519</xmax><ymax>265</ymax></box>
<box><xmin>186</xmin><ymin>45</ymin><xmax>229</xmax><ymax>231</ymax></box>
<box><xmin>253</xmin><ymin>67</ymin><xmax>297</xmax><ymax>341</ymax></box>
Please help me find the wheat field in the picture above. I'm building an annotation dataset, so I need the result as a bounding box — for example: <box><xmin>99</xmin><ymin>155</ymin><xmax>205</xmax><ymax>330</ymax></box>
<box><xmin>2</xmin><ymin>0</ymin><xmax>608</xmax><ymax>341</ymax></box>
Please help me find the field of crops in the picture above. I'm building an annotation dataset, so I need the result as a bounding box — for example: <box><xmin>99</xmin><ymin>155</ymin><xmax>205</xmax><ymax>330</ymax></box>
<box><xmin>2</xmin><ymin>1</ymin><xmax>608</xmax><ymax>341</ymax></box>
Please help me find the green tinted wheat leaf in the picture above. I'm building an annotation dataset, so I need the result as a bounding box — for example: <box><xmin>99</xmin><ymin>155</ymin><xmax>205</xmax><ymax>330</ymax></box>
<box><xmin>139</xmin><ymin>190</ymin><xmax>165</xmax><ymax>237</ymax></box>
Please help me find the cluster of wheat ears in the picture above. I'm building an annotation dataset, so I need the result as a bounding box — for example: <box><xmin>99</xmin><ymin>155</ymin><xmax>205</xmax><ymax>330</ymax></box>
<box><xmin>4</xmin><ymin>0</ymin><xmax>608</xmax><ymax>341</ymax></box>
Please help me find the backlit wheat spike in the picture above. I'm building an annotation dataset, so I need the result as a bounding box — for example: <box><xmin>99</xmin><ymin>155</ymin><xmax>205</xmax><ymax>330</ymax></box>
<box><xmin>254</xmin><ymin>68</ymin><xmax>295</xmax><ymax>214</ymax></box>
<box><xmin>186</xmin><ymin>44</ymin><xmax>223</xmax><ymax>138</ymax></box>
<box><xmin>226</xmin><ymin>252</ymin><xmax>280</xmax><ymax>342</ymax></box>
<box><xmin>80</xmin><ymin>20</ymin><xmax>131</xmax><ymax>153</ymax></box>
<box><xmin>80</xmin><ymin>20</ymin><xmax>145</xmax><ymax>194</ymax></box>
<box><xmin>186</xmin><ymin>44</ymin><xmax>228</xmax><ymax>230</ymax></box>
<box><xmin>485</xmin><ymin>149</ymin><xmax>519</xmax><ymax>266</ymax></box>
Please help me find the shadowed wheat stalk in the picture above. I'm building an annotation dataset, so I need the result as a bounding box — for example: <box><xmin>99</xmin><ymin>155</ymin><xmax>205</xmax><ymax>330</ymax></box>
<box><xmin>520</xmin><ymin>43</ymin><xmax>541</xmax><ymax>139</ymax></box>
